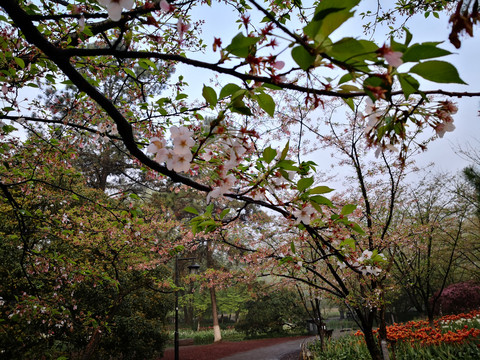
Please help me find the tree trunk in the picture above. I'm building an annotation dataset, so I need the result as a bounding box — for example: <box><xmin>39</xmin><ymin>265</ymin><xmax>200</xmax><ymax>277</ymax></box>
<box><xmin>363</xmin><ymin>327</ymin><xmax>383</xmax><ymax>360</ymax></box>
<box><xmin>210</xmin><ymin>285</ymin><xmax>222</xmax><ymax>342</ymax></box>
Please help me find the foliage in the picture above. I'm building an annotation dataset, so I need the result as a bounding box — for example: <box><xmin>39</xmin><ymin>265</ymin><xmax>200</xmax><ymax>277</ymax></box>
<box><xmin>1</xmin><ymin>1</ymin><xmax>479</xmax><ymax>359</ymax></box>
<box><xmin>0</xmin><ymin>136</ymin><xmax>176</xmax><ymax>359</ymax></box>
<box><xmin>235</xmin><ymin>288</ymin><xmax>308</xmax><ymax>337</ymax></box>
<box><xmin>431</xmin><ymin>282</ymin><xmax>480</xmax><ymax>315</ymax></box>
<box><xmin>309</xmin><ymin>335</ymin><xmax>372</xmax><ymax>360</ymax></box>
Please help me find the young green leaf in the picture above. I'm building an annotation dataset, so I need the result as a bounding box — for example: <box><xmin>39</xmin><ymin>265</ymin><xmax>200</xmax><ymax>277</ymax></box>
<box><xmin>310</xmin><ymin>195</ymin><xmax>333</xmax><ymax>207</ymax></box>
<box><xmin>341</xmin><ymin>204</ymin><xmax>357</xmax><ymax>215</ymax></box>
<box><xmin>202</xmin><ymin>85</ymin><xmax>218</xmax><ymax>107</ymax></box>
<box><xmin>257</xmin><ymin>92</ymin><xmax>275</xmax><ymax>117</ymax></box>
<box><xmin>225</xmin><ymin>33</ymin><xmax>260</xmax><ymax>57</ymax></box>
<box><xmin>310</xmin><ymin>186</ymin><xmax>334</xmax><ymax>194</ymax></box>
<box><xmin>402</xmin><ymin>42</ymin><xmax>451</xmax><ymax>63</ymax></box>
<box><xmin>397</xmin><ymin>73</ymin><xmax>420</xmax><ymax>99</ymax></box>
<box><xmin>297</xmin><ymin>177</ymin><xmax>314</xmax><ymax>192</ymax></box>
<box><xmin>291</xmin><ymin>46</ymin><xmax>316</xmax><ymax>70</ymax></box>
<box><xmin>263</xmin><ymin>146</ymin><xmax>277</xmax><ymax>164</ymax></box>
<box><xmin>219</xmin><ymin>83</ymin><xmax>241</xmax><ymax>99</ymax></box>
<box><xmin>220</xmin><ymin>208</ymin><xmax>230</xmax><ymax>219</ymax></box>
<box><xmin>184</xmin><ymin>206</ymin><xmax>199</xmax><ymax>215</ymax></box>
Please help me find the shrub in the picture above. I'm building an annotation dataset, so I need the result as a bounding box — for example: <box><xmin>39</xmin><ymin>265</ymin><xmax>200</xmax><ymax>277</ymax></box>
<box><xmin>235</xmin><ymin>289</ymin><xmax>307</xmax><ymax>337</ymax></box>
<box><xmin>432</xmin><ymin>282</ymin><xmax>480</xmax><ymax>315</ymax></box>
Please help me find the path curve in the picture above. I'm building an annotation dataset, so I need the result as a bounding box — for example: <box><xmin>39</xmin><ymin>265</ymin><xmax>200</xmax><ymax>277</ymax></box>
<box><xmin>159</xmin><ymin>336</ymin><xmax>312</xmax><ymax>360</ymax></box>
<box><xmin>218</xmin><ymin>336</ymin><xmax>315</xmax><ymax>360</ymax></box>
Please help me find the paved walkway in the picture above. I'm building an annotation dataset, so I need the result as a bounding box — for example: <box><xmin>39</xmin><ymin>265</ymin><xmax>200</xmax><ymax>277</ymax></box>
<box><xmin>218</xmin><ymin>336</ymin><xmax>316</xmax><ymax>360</ymax></box>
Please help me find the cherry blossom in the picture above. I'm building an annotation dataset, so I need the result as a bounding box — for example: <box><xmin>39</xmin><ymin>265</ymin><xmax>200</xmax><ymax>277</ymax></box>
<box><xmin>159</xmin><ymin>0</ymin><xmax>174</xmax><ymax>13</ymax></box>
<box><xmin>377</xmin><ymin>44</ymin><xmax>403</xmax><ymax>67</ymax></box>
<box><xmin>272</xmin><ymin>60</ymin><xmax>285</xmax><ymax>70</ymax></box>
<box><xmin>78</xmin><ymin>15</ymin><xmax>85</xmax><ymax>31</ymax></box>
<box><xmin>435</xmin><ymin>121</ymin><xmax>456</xmax><ymax>138</ymax></box>
<box><xmin>177</xmin><ymin>17</ymin><xmax>190</xmax><ymax>41</ymax></box>
<box><xmin>293</xmin><ymin>206</ymin><xmax>315</xmax><ymax>225</ymax></box>
<box><xmin>206</xmin><ymin>174</ymin><xmax>237</xmax><ymax>203</ymax></box>
<box><xmin>167</xmin><ymin>152</ymin><xmax>192</xmax><ymax>173</ymax></box>
<box><xmin>97</xmin><ymin>0</ymin><xmax>134</xmax><ymax>22</ymax></box>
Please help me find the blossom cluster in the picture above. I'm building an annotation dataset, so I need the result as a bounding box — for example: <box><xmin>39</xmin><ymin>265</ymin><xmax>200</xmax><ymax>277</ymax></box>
<box><xmin>337</xmin><ymin>249</ymin><xmax>384</xmax><ymax>277</ymax></box>
<box><xmin>147</xmin><ymin>125</ymin><xmax>195</xmax><ymax>173</ymax></box>
<box><xmin>434</xmin><ymin>100</ymin><xmax>458</xmax><ymax>138</ymax></box>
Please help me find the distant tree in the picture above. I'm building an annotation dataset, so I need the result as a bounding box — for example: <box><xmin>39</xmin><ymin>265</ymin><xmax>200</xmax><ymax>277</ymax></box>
<box><xmin>235</xmin><ymin>287</ymin><xmax>308</xmax><ymax>337</ymax></box>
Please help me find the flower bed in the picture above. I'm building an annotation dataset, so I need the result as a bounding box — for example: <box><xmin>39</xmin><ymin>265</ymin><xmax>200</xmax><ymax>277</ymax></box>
<box><xmin>311</xmin><ymin>310</ymin><xmax>480</xmax><ymax>359</ymax></box>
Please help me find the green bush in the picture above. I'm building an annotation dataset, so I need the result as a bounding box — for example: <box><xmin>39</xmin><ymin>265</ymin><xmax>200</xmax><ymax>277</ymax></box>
<box><xmin>235</xmin><ymin>289</ymin><xmax>308</xmax><ymax>337</ymax></box>
<box><xmin>193</xmin><ymin>332</ymin><xmax>215</xmax><ymax>344</ymax></box>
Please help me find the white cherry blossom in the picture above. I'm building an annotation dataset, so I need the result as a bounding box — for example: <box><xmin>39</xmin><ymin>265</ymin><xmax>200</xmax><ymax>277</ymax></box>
<box><xmin>293</xmin><ymin>206</ymin><xmax>315</xmax><ymax>225</ymax></box>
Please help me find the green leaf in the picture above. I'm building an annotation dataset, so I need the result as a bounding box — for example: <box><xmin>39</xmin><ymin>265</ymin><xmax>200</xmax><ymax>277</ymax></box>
<box><xmin>310</xmin><ymin>186</ymin><xmax>334</xmax><ymax>194</ymax></box>
<box><xmin>202</xmin><ymin>85</ymin><xmax>218</xmax><ymax>107</ymax></box>
<box><xmin>184</xmin><ymin>206</ymin><xmax>199</xmax><ymax>215</ymax></box>
<box><xmin>129</xmin><ymin>193</ymin><xmax>140</xmax><ymax>200</ymax></box>
<box><xmin>257</xmin><ymin>92</ymin><xmax>275</xmax><ymax>117</ymax></box>
<box><xmin>350</xmin><ymin>222</ymin><xmax>365</xmax><ymax>234</ymax></box>
<box><xmin>304</xmin><ymin>0</ymin><xmax>360</xmax><ymax>43</ymax></box>
<box><xmin>327</xmin><ymin>38</ymin><xmax>377</xmax><ymax>64</ymax></box>
<box><xmin>340</xmin><ymin>204</ymin><xmax>356</xmax><ymax>215</ymax></box>
<box><xmin>220</xmin><ymin>208</ymin><xmax>230</xmax><ymax>219</ymax></box>
<box><xmin>124</xmin><ymin>68</ymin><xmax>136</xmax><ymax>78</ymax></box>
<box><xmin>297</xmin><ymin>177</ymin><xmax>314</xmax><ymax>192</ymax></box>
<box><xmin>291</xmin><ymin>46</ymin><xmax>315</xmax><ymax>70</ymax></box>
<box><xmin>410</xmin><ymin>61</ymin><xmax>466</xmax><ymax>84</ymax></box>
<box><xmin>138</xmin><ymin>58</ymin><xmax>157</xmax><ymax>70</ymax></box>
<box><xmin>14</xmin><ymin>57</ymin><xmax>25</xmax><ymax>69</ymax></box>
<box><xmin>402</xmin><ymin>42</ymin><xmax>451</xmax><ymax>63</ymax></box>
<box><xmin>397</xmin><ymin>73</ymin><xmax>420</xmax><ymax>99</ymax></box>
<box><xmin>310</xmin><ymin>195</ymin><xmax>333</xmax><ymax>207</ymax></box>
<box><xmin>219</xmin><ymin>83</ymin><xmax>241</xmax><ymax>99</ymax></box>
<box><xmin>263</xmin><ymin>146</ymin><xmax>277</xmax><ymax>164</ymax></box>
<box><xmin>340</xmin><ymin>238</ymin><xmax>355</xmax><ymax>250</ymax></box>
<box><xmin>279</xmin><ymin>256</ymin><xmax>293</xmax><ymax>265</ymax></box>
<box><xmin>343</xmin><ymin>98</ymin><xmax>355</xmax><ymax>111</ymax></box>
<box><xmin>225</xmin><ymin>33</ymin><xmax>260</xmax><ymax>57</ymax></box>
<box><xmin>290</xmin><ymin>241</ymin><xmax>296</xmax><ymax>254</ymax></box>
<box><xmin>277</xmin><ymin>159</ymin><xmax>298</xmax><ymax>171</ymax></box>
<box><xmin>279</xmin><ymin>141</ymin><xmax>290</xmax><ymax>161</ymax></box>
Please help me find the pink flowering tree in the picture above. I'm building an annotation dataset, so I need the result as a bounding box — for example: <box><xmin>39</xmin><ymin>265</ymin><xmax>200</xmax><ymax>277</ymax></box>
<box><xmin>1</xmin><ymin>1</ymin><xmax>480</xmax><ymax>359</ymax></box>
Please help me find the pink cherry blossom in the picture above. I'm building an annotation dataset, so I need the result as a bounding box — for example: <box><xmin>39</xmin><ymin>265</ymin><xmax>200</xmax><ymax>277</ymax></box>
<box><xmin>146</xmin><ymin>137</ymin><xmax>166</xmax><ymax>154</ymax></box>
<box><xmin>160</xmin><ymin>0</ymin><xmax>174</xmax><ymax>13</ymax></box>
<box><xmin>170</xmin><ymin>125</ymin><xmax>193</xmax><ymax>139</ymax></box>
<box><xmin>172</xmin><ymin>135</ymin><xmax>195</xmax><ymax>155</ymax></box>
<box><xmin>2</xmin><ymin>84</ymin><xmax>8</xmax><ymax>95</ymax></box>
<box><xmin>384</xmin><ymin>51</ymin><xmax>403</xmax><ymax>67</ymax></box>
<box><xmin>154</xmin><ymin>148</ymin><xmax>170</xmax><ymax>163</ymax></box>
<box><xmin>202</xmin><ymin>149</ymin><xmax>214</xmax><ymax>161</ymax></box>
<box><xmin>435</xmin><ymin>121</ymin><xmax>455</xmax><ymax>138</ymax></box>
<box><xmin>167</xmin><ymin>152</ymin><xmax>192</xmax><ymax>173</ymax></box>
<box><xmin>206</xmin><ymin>174</ymin><xmax>237</xmax><ymax>202</ymax></box>
<box><xmin>177</xmin><ymin>17</ymin><xmax>190</xmax><ymax>41</ymax></box>
<box><xmin>377</xmin><ymin>44</ymin><xmax>403</xmax><ymax>68</ymax></box>
<box><xmin>78</xmin><ymin>15</ymin><xmax>85</xmax><ymax>31</ymax></box>
<box><xmin>272</xmin><ymin>61</ymin><xmax>285</xmax><ymax>70</ymax></box>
